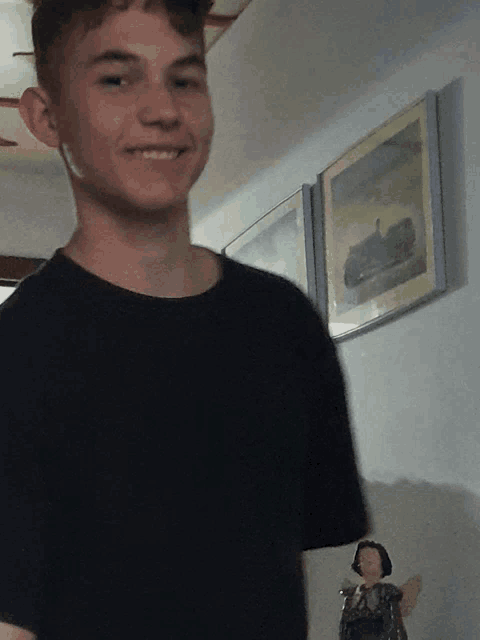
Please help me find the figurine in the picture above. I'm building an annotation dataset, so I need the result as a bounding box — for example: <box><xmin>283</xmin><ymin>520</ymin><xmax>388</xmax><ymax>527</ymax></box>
<box><xmin>339</xmin><ymin>541</ymin><xmax>421</xmax><ymax>640</ymax></box>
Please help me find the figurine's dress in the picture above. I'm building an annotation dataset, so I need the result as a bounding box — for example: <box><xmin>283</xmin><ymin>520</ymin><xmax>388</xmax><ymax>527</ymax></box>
<box><xmin>339</xmin><ymin>583</ymin><xmax>408</xmax><ymax>640</ymax></box>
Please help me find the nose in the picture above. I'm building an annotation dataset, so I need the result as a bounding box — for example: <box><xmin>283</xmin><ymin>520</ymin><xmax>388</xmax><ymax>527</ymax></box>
<box><xmin>137</xmin><ymin>84</ymin><xmax>181</xmax><ymax>130</ymax></box>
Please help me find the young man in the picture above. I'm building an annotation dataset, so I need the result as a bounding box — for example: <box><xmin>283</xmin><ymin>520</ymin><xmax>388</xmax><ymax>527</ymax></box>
<box><xmin>0</xmin><ymin>0</ymin><xmax>369</xmax><ymax>638</ymax></box>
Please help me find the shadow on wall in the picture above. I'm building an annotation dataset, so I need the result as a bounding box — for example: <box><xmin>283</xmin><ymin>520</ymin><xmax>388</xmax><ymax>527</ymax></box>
<box><xmin>437</xmin><ymin>76</ymin><xmax>467</xmax><ymax>293</ymax></box>
<box><xmin>303</xmin><ymin>478</ymin><xmax>480</xmax><ymax>640</ymax></box>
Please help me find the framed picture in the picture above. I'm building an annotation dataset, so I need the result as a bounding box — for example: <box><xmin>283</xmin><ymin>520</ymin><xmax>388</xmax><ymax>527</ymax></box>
<box><xmin>317</xmin><ymin>91</ymin><xmax>446</xmax><ymax>341</ymax></box>
<box><xmin>222</xmin><ymin>185</ymin><xmax>317</xmax><ymax>302</ymax></box>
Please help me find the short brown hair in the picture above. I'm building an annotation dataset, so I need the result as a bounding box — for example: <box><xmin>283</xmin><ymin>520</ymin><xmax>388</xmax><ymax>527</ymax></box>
<box><xmin>30</xmin><ymin>0</ymin><xmax>213</xmax><ymax>105</ymax></box>
<box><xmin>351</xmin><ymin>540</ymin><xmax>393</xmax><ymax>578</ymax></box>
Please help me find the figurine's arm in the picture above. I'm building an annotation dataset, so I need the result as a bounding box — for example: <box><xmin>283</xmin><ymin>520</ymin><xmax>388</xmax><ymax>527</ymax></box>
<box><xmin>399</xmin><ymin>575</ymin><xmax>422</xmax><ymax>617</ymax></box>
<box><xmin>338</xmin><ymin>589</ymin><xmax>354</xmax><ymax>640</ymax></box>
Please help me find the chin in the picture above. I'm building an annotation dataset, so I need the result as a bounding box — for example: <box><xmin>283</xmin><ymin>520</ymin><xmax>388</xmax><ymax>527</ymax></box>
<box><xmin>114</xmin><ymin>197</ymin><xmax>187</xmax><ymax>222</ymax></box>
<box><xmin>84</xmin><ymin>181</ymin><xmax>189</xmax><ymax>219</ymax></box>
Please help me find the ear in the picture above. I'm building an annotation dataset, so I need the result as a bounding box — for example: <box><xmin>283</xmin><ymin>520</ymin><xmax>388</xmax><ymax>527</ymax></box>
<box><xmin>19</xmin><ymin>87</ymin><xmax>60</xmax><ymax>149</ymax></box>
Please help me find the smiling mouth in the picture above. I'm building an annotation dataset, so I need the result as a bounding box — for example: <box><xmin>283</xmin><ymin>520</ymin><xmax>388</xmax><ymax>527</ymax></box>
<box><xmin>129</xmin><ymin>149</ymin><xmax>185</xmax><ymax>160</ymax></box>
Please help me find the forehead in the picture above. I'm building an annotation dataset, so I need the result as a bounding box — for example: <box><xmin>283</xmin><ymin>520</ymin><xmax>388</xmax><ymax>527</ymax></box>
<box><xmin>66</xmin><ymin>5</ymin><xmax>204</xmax><ymax>72</ymax></box>
<box><xmin>359</xmin><ymin>548</ymin><xmax>381</xmax><ymax>560</ymax></box>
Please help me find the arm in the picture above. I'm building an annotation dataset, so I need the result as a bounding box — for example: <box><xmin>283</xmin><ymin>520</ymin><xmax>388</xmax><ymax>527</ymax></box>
<box><xmin>0</xmin><ymin>405</ymin><xmax>47</xmax><ymax>637</ymax></box>
<box><xmin>0</xmin><ymin>622</ymin><xmax>35</xmax><ymax>640</ymax></box>
<box><xmin>297</xmin><ymin>296</ymin><xmax>370</xmax><ymax>550</ymax></box>
<box><xmin>399</xmin><ymin>575</ymin><xmax>422</xmax><ymax>617</ymax></box>
<box><xmin>0</xmin><ymin>301</ymin><xmax>50</xmax><ymax>636</ymax></box>
<box><xmin>295</xmin><ymin>551</ymin><xmax>302</xmax><ymax>576</ymax></box>
<box><xmin>338</xmin><ymin>588</ymin><xmax>356</xmax><ymax>640</ymax></box>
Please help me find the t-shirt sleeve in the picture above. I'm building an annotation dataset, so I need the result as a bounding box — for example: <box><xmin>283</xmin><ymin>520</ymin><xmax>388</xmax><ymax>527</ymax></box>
<box><xmin>0</xmin><ymin>393</ymin><xmax>47</xmax><ymax>635</ymax></box>
<box><xmin>290</xmin><ymin>290</ymin><xmax>370</xmax><ymax>551</ymax></box>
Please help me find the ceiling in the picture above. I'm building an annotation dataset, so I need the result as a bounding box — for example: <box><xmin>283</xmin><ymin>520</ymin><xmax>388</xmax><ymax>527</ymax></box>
<box><xmin>190</xmin><ymin>0</ymin><xmax>473</xmax><ymax>222</ymax></box>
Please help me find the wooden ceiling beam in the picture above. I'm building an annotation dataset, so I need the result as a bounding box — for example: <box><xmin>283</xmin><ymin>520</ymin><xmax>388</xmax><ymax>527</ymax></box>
<box><xmin>0</xmin><ymin>256</ymin><xmax>45</xmax><ymax>286</ymax></box>
<box><xmin>0</xmin><ymin>98</ymin><xmax>19</xmax><ymax>108</ymax></box>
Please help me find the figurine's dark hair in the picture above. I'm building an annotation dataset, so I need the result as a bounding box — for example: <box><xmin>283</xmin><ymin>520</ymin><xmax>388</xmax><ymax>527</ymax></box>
<box><xmin>30</xmin><ymin>0</ymin><xmax>213</xmax><ymax>105</ymax></box>
<box><xmin>351</xmin><ymin>540</ymin><xmax>393</xmax><ymax>578</ymax></box>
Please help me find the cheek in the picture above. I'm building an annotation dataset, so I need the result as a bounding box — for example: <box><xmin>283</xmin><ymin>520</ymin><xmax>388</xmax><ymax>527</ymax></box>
<box><xmin>71</xmin><ymin>89</ymin><xmax>130</xmax><ymax>142</ymax></box>
<box><xmin>94</xmin><ymin>102</ymin><xmax>131</xmax><ymax>134</ymax></box>
<box><xmin>188</xmin><ymin>100</ymin><xmax>214</xmax><ymax>144</ymax></box>
<box><xmin>203</xmin><ymin>111</ymin><xmax>214</xmax><ymax>142</ymax></box>
<box><xmin>73</xmin><ymin>104</ymin><xmax>131</xmax><ymax>169</ymax></box>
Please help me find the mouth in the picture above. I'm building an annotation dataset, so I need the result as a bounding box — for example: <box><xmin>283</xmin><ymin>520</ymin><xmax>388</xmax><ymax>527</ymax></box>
<box><xmin>127</xmin><ymin>148</ymin><xmax>186</xmax><ymax>161</ymax></box>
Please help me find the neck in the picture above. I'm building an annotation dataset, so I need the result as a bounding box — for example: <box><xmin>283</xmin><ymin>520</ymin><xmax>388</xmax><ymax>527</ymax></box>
<box><xmin>363</xmin><ymin>577</ymin><xmax>381</xmax><ymax>589</ymax></box>
<box><xmin>63</xmin><ymin>197</ymin><xmax>220</xmax><ymax>298</ymax></box>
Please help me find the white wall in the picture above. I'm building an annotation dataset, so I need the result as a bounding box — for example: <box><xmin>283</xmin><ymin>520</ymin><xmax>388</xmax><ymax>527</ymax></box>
<box><xmin>192</xmin><ymin>2</ymin><xmax>480</xmax><ymax>638</ymax></box>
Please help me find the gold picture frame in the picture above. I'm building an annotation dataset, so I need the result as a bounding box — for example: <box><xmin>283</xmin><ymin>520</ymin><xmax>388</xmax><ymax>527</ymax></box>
<box><xmin>316</xmin><ymin>91</ymin><xmax>446</xmax><ymax>341</ymax></box>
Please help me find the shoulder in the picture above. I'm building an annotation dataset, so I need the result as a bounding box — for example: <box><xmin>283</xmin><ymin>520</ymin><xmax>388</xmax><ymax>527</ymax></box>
<box><xmin>0</xmin><ymin>264</ymin><xmax>62</xmax><ymax>336</ymax></box>
<box><xmin>0</xmin><ymin>281</ymin><xmax>47</xmax><ymax>350</ymax></box>
<box><xmin>219</xmin><ymin>254</ymin><xmax>330</xmax><ymax>338</ymax></box>
<box><xmin>0</xmin><ymin>255</ymin><xmax>80</xmax><ymax>387</ymax></box>
<box><xmin>339</xmin><ymin>586</ymin><xmax>357</xmax><ymax>597</ymax></box>
<box><xmin>0</xmin><ymin>252</ymin><xmax>65</xmax><ymax>316</ymax></box>
<box><xmin>220</xmin><ymin>254</ymin><xmax>309</xmax><ymax>301</ymax></box>
<box><xmin>377</xmin><ymin>583</ymin><xmax>403</xmax><ymax>600</ymax></box>
<box><xmin>0</xmin><ymin>249</ymin><xmax>97</xmax><ymax>330</ymax></box>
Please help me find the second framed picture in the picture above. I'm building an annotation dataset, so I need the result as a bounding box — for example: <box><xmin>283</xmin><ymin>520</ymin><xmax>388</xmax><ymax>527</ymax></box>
<box><xmin>317</xmin><ymin>91</ymin><xmax>446</xmax><ymax>341</ymax></box>
<box><xmin>222</xmin><ymin>185</ymin><xmax>317</xmax><ymax>303</ymax></box>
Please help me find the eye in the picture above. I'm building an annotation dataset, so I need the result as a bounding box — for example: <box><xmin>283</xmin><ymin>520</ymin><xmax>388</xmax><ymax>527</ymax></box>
<box><xmin>173</xmin><ymin>77</ymin><xmax>199</xmax><ymax>89</ymax></box>
<box><xmin>172</xmin><ymin>72</ymin><xmax>206</xmax><ymax>92</ymax></box>
<box><xmin>99</xmin><ymin>76</ymin><xmax>129</xmax><ymax>89</ymax></box>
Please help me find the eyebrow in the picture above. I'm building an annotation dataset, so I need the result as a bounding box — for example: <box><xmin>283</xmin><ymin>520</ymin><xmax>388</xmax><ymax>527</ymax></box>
<box><xmin>85</xmin><ymin>49</ymin><xmax>206</xmax><ymax>72</ymax></box>
<box><xmin>171</xmin><ymin>54</ymin><xmax>207</xmax><ymax>72</ymax></box>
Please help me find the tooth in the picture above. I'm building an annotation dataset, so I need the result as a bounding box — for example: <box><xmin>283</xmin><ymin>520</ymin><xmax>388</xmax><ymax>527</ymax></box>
<box><xmin>139</xmin><ymin>150</ymin><xmax>179</xmax><ymax>160</ymax></box>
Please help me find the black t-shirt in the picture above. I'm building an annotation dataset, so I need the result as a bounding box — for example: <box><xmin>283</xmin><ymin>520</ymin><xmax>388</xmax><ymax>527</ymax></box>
<box><xmin>0</xmin><ymin>250</ymin><xmax>368</xmax><ymax>640</ymax></box>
